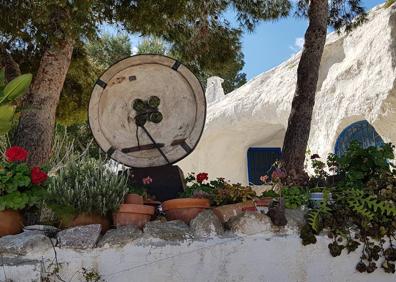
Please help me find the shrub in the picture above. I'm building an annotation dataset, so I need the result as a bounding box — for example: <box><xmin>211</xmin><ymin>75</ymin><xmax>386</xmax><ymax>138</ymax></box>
<box><xmin>0</xmin><ymin>146</ymin><xmax>48</xmax><ymax>211</ymax></box>
<box><xmin>47</xmin><ymin>157</ymin><xmax>128</xmax><ymax>218</ymax></box>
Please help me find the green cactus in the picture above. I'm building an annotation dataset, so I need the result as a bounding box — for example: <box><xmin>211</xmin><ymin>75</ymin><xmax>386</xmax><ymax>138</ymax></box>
<box><xmin>0</xmin><ymin>68</ymin><xmax>32</xmax><ymax>134</ymax></box>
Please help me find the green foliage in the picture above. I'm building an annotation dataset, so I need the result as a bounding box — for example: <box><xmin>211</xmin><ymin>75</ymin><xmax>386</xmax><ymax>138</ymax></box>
<box><xmin>137</xmin><ymin>37</ymin><xmax>168</xmax><ymax>55</ymax></box>
<box><xmin>261</xmin><ymin>190</ymin><xmax>279</xmax><ymax>198</ymax></box>
<box><xmin>307</xmin><ymin>190</ymin><xmax>331</xmax><ymax>233</ymax></box>
<box><xmin>0</xmin><ymin>156</ymin><xmax>47</xmax><ymax>211</ymax></box>
<box><xmin>300</xmin><ymin>142</ymin><xmax>396</xmax><ymax>273</ymax></box>
<box><xmin>47</xmin><ymin>157</ymin><xmax>128</xmax><ymax>217</ymax></box>
<box><xmin>0</xmin><ymin>69</ymin><xmax>32</xmax><ymax>134</ymax></box>
<box><xmin>181</xmin><ymin>172</ymin><xmax>256</xmax><ymax>206</ymax></box>
<box><xmin>86</xmin><ymin>33</ymin><xmax>132</xmax><ymax>70</ymax></box>
<box><xmin>385</xmin><ymin>0</ymin><xmax>396</xmax><ymax>8</ymax></box>
<box><xmin>281</xmin><ymin>186</ymin><xmax>309</xmax><ymax>209</ymax></box>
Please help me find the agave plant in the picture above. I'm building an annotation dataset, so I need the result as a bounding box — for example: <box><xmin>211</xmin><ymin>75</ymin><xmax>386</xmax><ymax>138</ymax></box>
<box><xmin>0</xmin><ymin>68</ymin><xmax>32</xmax><ymax>134</ymax></box>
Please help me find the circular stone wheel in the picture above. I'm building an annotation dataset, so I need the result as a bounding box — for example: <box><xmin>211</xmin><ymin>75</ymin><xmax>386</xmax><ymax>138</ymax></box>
<box><xmin>89</xmin><ymin>55</ymin><xmax>206</xmax><ymax>168</ymax></box>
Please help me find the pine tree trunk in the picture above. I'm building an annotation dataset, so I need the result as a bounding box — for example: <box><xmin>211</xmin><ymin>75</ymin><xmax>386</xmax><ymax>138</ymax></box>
<box><xmin>13</xmin><ymin>40</ymin><xmax>73</xmax><ymax>166</ymax></box>
<box><xmin>0</xmin><ymin>43</ymin><xmax>21</xmax><ymax>82</ymax></box>
<box><xmin>282</xmin><ymin>0</ymin><xmax>328</xmax><ymax>174</ymax></box>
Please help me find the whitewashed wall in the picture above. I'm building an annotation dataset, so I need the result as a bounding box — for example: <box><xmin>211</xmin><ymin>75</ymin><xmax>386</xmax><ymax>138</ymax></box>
<box><xmin>2</xmin><ymin>233</ymin><xmax>394</xmax><ymax>282</ymax></box>
<box><xmin>178</xmin><ymin>3</ymin><xmax>396</xmax><ymax>184</ymax></box>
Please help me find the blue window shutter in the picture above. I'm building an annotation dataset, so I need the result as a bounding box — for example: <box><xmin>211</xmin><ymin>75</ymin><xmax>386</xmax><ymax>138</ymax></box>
<box><xmin>334</xmin><ymin>120</ymin><xmax>384</xmax><ymax>157</ymax></box>
<box><xmin>247</xmin><ymin>148</ymin><xmax>282</xmax><ymax>185</ymax></box>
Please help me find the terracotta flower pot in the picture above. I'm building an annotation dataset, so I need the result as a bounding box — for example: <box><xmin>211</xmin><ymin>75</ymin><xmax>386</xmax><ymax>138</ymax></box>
<box><xmin>213</xmin><ymin>201</ymin><xmax>256</xmax><ymax>223</ymax></box>
<box><xmin>162</xmin><ymin>198</ymin><xmax>210</xmax><ymax>224</ymax></box>
<box><xmin>125</xmin><ymin>193</ymin><xmax>144</xmax><ymax>205</ymax></box>
<box><xmin>255</xmin><ymin>197</ymin><xmax>273</xmax><ymax>207</ymax></box>
<box><xmin>0</xmin><ymin>210</ymin><xmax>23</xmax><ymax>237</ymax></box>
<box><xmin>113</xmin><ymin>204</ymin><xmax>155</xmax><ymax>229</ymax></box>
<box><xmin>68</xmin><ymin>213</ymin><xmax>111</xmax><ymax>233</ymax></box>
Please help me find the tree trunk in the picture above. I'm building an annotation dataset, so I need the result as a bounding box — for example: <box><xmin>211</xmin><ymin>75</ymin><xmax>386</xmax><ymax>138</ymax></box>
<box><xmin>281</xmin><ymin>0</ymin><xmax>328</xmax><ymax>174</ymax></box>
<box><xmin>0</xmin><ymin>43</ymin><xmax>21</xmax><ymax>82</ymax></box>
<box><xmin>13</xmin><ymin>40</ymin><xmax>74</xmax><ymax>166</ymax></box>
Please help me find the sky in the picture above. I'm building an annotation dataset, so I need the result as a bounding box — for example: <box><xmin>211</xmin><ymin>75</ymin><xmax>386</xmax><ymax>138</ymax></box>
<box><xmin>103</xmin><ymin>0</ymin><xmax>387</xmax><ymax>80</ymax></box>
<box><xmin>237</xmin><ymin>0</ymin><xmax>385</xmax><ymax>79</ymax></box>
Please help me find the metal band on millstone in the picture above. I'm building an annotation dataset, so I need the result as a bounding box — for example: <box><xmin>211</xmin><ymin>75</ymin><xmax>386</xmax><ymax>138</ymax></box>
<box><xmin>88</xmin><ymin>55</ymin><xmax>206</xmax><ymax>168</ymax></box>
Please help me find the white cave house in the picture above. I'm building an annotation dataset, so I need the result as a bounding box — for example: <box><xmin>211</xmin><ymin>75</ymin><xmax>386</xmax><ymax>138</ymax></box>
<box><xmin>179</xmin><ymin>4</ymin><xmax>396</xmax><ymax>185</ymax></box>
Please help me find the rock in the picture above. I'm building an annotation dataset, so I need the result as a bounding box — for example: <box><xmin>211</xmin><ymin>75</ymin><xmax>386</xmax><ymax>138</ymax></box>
<box><xmin>0</xmin><ymin>232</ymin><xmax>52</xmax><ymax>255</ymax></box>
<box><xmin>97</xmin><ymin>225</ymin><xmax>143</xmax><ymax>248</ymax></box>
<box><xmin>212</xmin><ymin>201</ymin><xmax>256</xmax><ymax>223</ymax></box>
<box><xmin>227</xmin><ymin>212</ymin><xmax>272</xmax><ymax>236</ymax></box>
<box><xmin>190</xmin><ymin>210</ymin><xmax>224</xmax><ymax>238</ymax></box>
<box><xmin>285</xmin><ymin>208</ymin><xmax>306</xmax><ymax>231</ymax></box>
<box><xmin>57</xmin><ymin>224</ymin><xmax>101</xmax><ymax>249</ymax></box>
<box><xmin>143</xmin><ymin>220</ymin><xmax>192</xmax><ymax>241</ymax></box>
<box><xmin>23</xmin><ymin>225</ymin><xmax>60</xmax><ymax>237</ymax></box>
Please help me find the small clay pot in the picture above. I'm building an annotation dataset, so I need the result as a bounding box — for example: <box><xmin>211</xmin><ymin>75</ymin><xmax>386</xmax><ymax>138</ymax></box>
<box><xmin>0</xmin><ymin>210</ymin><xmax>23</xmax><ymax>237</ymax></box>
<box><xmin>212</xmin><ymin>201</ymin><xmax>256</xmax><ymax>223</ymax></box>
<box><xmin>162</xmin><ymin>198</ymin><xmax>210</xmax><ymax>224</ymax></box>
<box><xmin>113</xmin><ymin>204</ymin><xmax>155</xmax><ymax>229</ymax></box>
<box><xmin>69</xmin><ymin>213</ymin><xmax>111</xmax><ymax>233</ymax></box>
<box><xmin>125</xmin><ymin>194</ymin><xmax>144</xmax><ymax>205</ymax></box>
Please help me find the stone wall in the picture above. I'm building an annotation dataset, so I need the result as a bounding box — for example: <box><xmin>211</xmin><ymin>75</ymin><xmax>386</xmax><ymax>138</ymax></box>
<box><xmin>1</xmin><ymin>210</ymin><xmax>394</xmax><ymax>282</ymax></box>
<box><xmin>178</xmin><ymin>3</ymin><xmax>396</xmax><ymax>184</ymax></box>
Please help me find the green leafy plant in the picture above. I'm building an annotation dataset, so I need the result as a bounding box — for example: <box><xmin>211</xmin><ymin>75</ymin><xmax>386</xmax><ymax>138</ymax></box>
<box><xmin>0</xmin><ymin>146</ymin><xmax>48</xmax><ymax>211</ymax></box>
<box><xmin>47</xmin><ymin>157</ymin><xmax>128</xmax><ymax>220</ymax></box>
<box><xmin>299</xmin><ymin>142</ymin><xmax>396</xmax><ymax>274</ymax></box>
<box><xmin>0</xmin><ymin>69</ymin><xmax>32</xmax><ymax>134</ymax></box>
<box><xmin>211</xmin><ymin>182</ymin><xmax>256</xmax><ymax>206</ymax></box>
<box><xmin>281</xmin><ymin>186</ymin><xmax>309</xmax><ymax>209</ymax></box>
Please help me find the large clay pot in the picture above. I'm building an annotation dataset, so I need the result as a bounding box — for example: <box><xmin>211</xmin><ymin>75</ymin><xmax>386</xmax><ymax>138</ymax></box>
<box><xmin>162</xmin><ymin>198</ymin><xmax>210</xmax><ymax>224</ymax></box>
<box><xmin>69</xmin><ymin>213</ymin><xmax>111</xmax><ymax>233</ymax></box>
<box><xmin>213</xmin><ymin>201</ymin><xmax>256</xmax><ymax>223</ymax></box>
<box><xmin>113</xmin><ymin>204</ymin><xmax>155</xmax><ymax>229</ymax></box>
<box><xmin>0</xmin><ymin>210</ymin><xmax>23</xmax><ymax>237</ymax></box>
<box><xmin>125</xmin><ymin>193</ymin><xmax>144</xmax><ymax>204</ymax></box>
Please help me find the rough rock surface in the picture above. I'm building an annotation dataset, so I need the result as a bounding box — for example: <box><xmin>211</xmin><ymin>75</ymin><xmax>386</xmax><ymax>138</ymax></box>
<box><xmin>97</xmin><ymin>225</ymin><xmax>143</xmax><ymax>247</ymax></box>
<box><xmin>285</xmin><ymin>208</ymin><xmax>306</xmax><ymax>231</ymax></box>
<box><xmin>227</xmin><ymin>212</ymin><xmax>272</xmax><ymax>236</ymax></box>
<box><xmin>190</xmin><ymin>210</ymin><xmax>224</xmax><ymax>238</ymax></box>
<box><xmin>23</xmin><ymin>225</ymin><xmax>60</xmax><ymax>237</ymax></box>
<box><xmin>179</xmin><ymin>3</ymin><xmax>396</xmax><ymax>184</ymax></box>
<box><xmin>0</xmin><ymin>232</ymin><xmax>52</xmax><ymax>255</ymax></box>
<box><xmin>143</xmin><ymin>220</ymin><xmax>192</xmax><ymax>241</ymax></box>
<box><xmin>57</xmin><ymin>224</ymin><xmax>101</xmax><ymax>249</ymax></box>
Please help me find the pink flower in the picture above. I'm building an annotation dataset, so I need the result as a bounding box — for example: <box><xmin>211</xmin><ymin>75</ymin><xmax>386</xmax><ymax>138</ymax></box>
<box><xmin>260</xmin><ymin>175</ymin><xmax>269</xmax><ymax>183</ymax></box>
<box><xmin>142</xmin><ymin>176</ymin><xmax>153</xmax><ymax>185</ymax></box>
<box><xmin>271</xmin><ymin>168</ymin><xmax>287</xmax><ymax>180</ymax></box>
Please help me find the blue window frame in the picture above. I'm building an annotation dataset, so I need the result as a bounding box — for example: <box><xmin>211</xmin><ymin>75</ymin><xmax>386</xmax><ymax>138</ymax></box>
<box><xmin>247</xmin><ymin>147</ymin><xmax>282</xmax><ymax>185</ymax></box>
<box><xmin>334</xmin><ymin>120</ymin><xmax>384</xmax><ymax>157</ymax></box>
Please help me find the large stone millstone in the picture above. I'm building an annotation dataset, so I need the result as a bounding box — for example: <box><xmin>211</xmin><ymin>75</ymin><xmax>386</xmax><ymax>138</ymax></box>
<box><xmin>88</xmin><ymin>54</ymin><xmax>206</xmax><ymax>168</ymax></box>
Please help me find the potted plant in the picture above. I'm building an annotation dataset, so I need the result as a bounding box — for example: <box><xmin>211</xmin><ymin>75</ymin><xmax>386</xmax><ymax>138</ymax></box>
<box><xmin>113</xmin><ymin>176</ymin><xmax>155</xmax><ymax>229</ymax></box>
<box><xmin>162</xmin><ymin>173</ymin><xmax>212</xmax><ymax>224</ymax></box>
<box><xmin>47</xmin><ymin>157</ymin><xmax>128</xmax><ymax>232</ymax></box>
<box><xmin>255</xmin><ymin>189</ymin><xmax>279</xmax><ymax>212</ymax></box>
<box><xmin>0</xmin><ymin>146</ymin><xmax>48</xmax><ymax>237</ymax></box>
<box><xmin>211</xmin><ymin>181</ymin><xmax>257</xmax><ymax>223</ymax></box>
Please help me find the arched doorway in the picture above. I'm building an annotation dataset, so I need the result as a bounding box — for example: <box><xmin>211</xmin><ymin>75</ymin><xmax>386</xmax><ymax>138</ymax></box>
<box><xmin>334</xmin><ymin>120</ymin><xmax>384</xmax><ymax>156</ymax></box>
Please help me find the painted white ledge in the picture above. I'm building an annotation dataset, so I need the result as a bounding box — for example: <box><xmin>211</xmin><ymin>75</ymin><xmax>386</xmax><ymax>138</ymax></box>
<box><xmin>2</xmin><ymin>233</ymin><xmax>394</xmax><ymax>282</ymax></box>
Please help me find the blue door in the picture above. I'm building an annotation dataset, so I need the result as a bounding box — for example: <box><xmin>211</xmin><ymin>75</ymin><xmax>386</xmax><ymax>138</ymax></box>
<box><xmin>247</xmin><ymin>147</ymin><xmax>282</xmax><ymax>185</ymax></box>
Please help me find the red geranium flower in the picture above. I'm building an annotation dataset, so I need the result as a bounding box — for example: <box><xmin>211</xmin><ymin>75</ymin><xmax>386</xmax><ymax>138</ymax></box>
<box><xmin>31</xmin><ymin>167</ymin><xmax>48</xmax><ymax>185</ymax></box>
<box><xmin>196</xmin><ymin>172</ymin><xmax>208</xmax><ymax>183</ymax></box>
<box><xmin>5</xmin><ymin>146</ymin><xmax>28</xmax><ymax>162</ymax></box>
